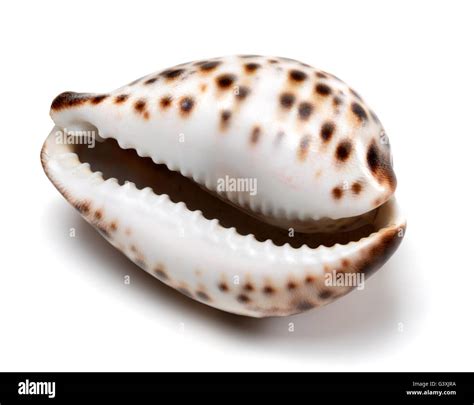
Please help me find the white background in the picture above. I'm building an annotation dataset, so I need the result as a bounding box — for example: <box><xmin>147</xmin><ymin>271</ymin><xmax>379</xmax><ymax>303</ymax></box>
<box><xmin>1</xmin><ymin>0</ymin><xmax>473</xmax><ymax>371</ymax></box>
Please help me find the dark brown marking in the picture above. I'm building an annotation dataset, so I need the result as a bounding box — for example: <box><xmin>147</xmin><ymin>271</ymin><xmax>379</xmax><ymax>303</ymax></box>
<box><xmin>196</xmin><ymin>291</ymin><xmax>210</xmax><ymax>301</ymax></box>
<box><xmin>244</xmin><ymin>63</ymin><xmax>260</xmax><ymax>73</ymax></box>
<box><xmin>235</xmin><ymin>85</ymin><xmax>250</xmax><ymax>100</ymax></box>
<box><xmin>268</xmin><ymin>59</ymin><xmax>278</xmax><ymax>64</ymax></box>
<box><xmin>289</xmin><ymin>69</ymin><xmax>307</xmax><ymax>82</ymax></box>
<box><xmin>356</xmin><ymin>226</ymin><xmax>406</xmax><ymax>278</ymax></box>
<box><xmin>51</xmin><ymin>92</ymin><xmax>90</xmax><ymax>110</ymax></box>
<box><xmin>333</xmin><ymin>96</ymin><xmax>342</xmax><ymax>107</ymax></box>
<box><xmin>110</xmin><ymin>221</ymin><xmax>118</xmax><ymax>232</ymax></box>
<box><xmin>320</xmin><ymin>121</ymin><xmax>335</xmax><ymax>142</ymax></box>
<box><xmin>244</xmin><ymin>283</ymin><xmax>254</xmax><ymax>292</ymax></box>
<box><xmin>90</xmin><ymin>95</ymin><xmax>108</xmax><ymax>105</ymax></box>
<box><xmin>144</xmin><ymin>77</ymin><xmax>158</xmax><ymax>85</ymax></box>
<box><xmin>263</xmin><ymin>285</ymin><xmax>275</xmax><ymax>295</ymax></box>
<box><xmin>160</xmin><ymin>68</ymin><xmax>185</xmax><ymax>80</ymax></box>
<box><xmin>160</xmin><ymin>95</ymin><xmax>173</xmax><ymax>109</ymax></box>
<box><xmin>298</xmin><ymin>102</ymin><xmax>314</xmax><ymax>120</ymax></box>
<box><xmin>216</xmin><ymin>73</ymin><xmax>237</xmax><ymax>89</ymax></box>
<box><xmin>305</xmin><ymin>275</ymin><xmax>315</xmax><ymax>284</ymax></box>
<box><xmin>315</xmin><ymin>83</ymin><xmax>332</xmax><ymax>96</ymax></box>
<box><xmin>200</xmin><ymin>61</ymin><xmax>221</xmax><ymax>72</ymax></box>
<box><xmin>336</xmin><ymin>140</ymin><xmax>353</xmax><ymax>162</ymax></box>
<box><xmin>316</xmin><ymin>72</ymin><xmax>328</xmax><ymax>79</ymax></box>
<box><xmin>179</xmin><ymin>97</ymin><xmax>195</xmax><ymax>114</ymax></box>
<box><xmin>351</xmin><ymin>102</ymin><xmax>368</xmax><ymax>122</ymax></box>
<box><xmin>94</xmin><ymin>210</ymin><xmax>102</xmax><ymax>220</ymax></box>
<box><xmin>74</xmin><ymin>200</ymin><xmax>91</xmax><ymax>215</ymax></box>
<box><xmin>296</xmin><ymin>300</ymin><xmax>314</xmax><ymax>311</ymax></box>
<box><xmin>298</xmin><ymin>135</ymin><xmax>311</xmax><ymax>161</ymax></box>
<box><xmin>134</xmin><ymin>99</ymin><xmax>147</xmax><ymax>114</ymax></box>
<box><xmin>220</xmin><ymin>110</ymin><xmax>232</xmax><ymax>130</ymax></box>
<box><xmin>332</xmin><ymin>186</ymin><xmax>343</xmax><ymax>200</ymax></box>
<box><xmin>280</xmin><ymin>92</ymin><xmax>295</xmax><ymax>108</ymax></box>
<box><xmin>237</xmin><ymin>294</ymin><xmax>250</xmax><ymax>303</ymax></box>
<box><xmin>250</xmin><ymin>126</ymin><xmax>261</xmax><ymax>145</ymax></box>
<box><xmin>318</xmin><ymin>290</ymin><xmax>332</xmax><ymax>299</ymax></box>
<box><xmin>218</xmin><ymin>282</ymin><xmax>229</xmax><ymax>292</ymax></box>
<box><xmin>154</xmin><ymin>267</ymin><xmax>168</xmax><ymax>281</ymax></box>
<box><xmin>366</xmin><ymin>141</ymin><xmax>397</xmax><ymax>189</ymax></box>
<box><xmin>115</xmin><ymin>94</ymin><xmax>129</xmax><ymax>104</ymax></box>
<box><xmin>352</xmin><ymin>182</ymin><xmax>363</xmax><ymax>195</ymax></box>
<box><xmin>287</xmin><ymin>281</ymin><xmax>297</xmax><ymax>290</ymax></box>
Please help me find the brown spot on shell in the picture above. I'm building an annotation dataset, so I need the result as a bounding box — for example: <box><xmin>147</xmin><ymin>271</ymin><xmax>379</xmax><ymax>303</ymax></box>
<box><xmin>318</xmin><ymin>290</ymin><xmax>333</xmax><ymax>300</ymax></box>
<box><xmin>356</xmin><ymin>225</ymin><xmax>406</xmax><ymax>278</ymax></box>
<box><xmin>280</xmin><ymin>92</ymin><xmax>295</xmax><ymax>109</ymax></box>
<box><xmin>333</xmin><ymin>96</ymin><xmax>343</xmax><ymax>107</ymax></box>
<box><xmin>244</xmin><ymin>63</ymin><xmax>260</xmax><ymax>73</ymax></box>
<box><xmin>351</xmin><ymin>102</ymin><xmax>368</xmax><ymax>122</ymax></box>
<box><xmin>216</xmin><ymin>73</ymin><xmax>237</xmax><ymax>89</ymax></box>
<box><xmin>298</xmin><ymin>102</ymin><xmax>314</xmax><ymax>120</ymax></box>
<box><xmin>160</xmin><ymin>68</ymin><xmax>185</xmax><ymax>80</ymax></box>
<box><xmin>250</xmin><ymin>126</ymin><xmax>261</xmax><ymax>145</ymax></box>
<box><xmin>235</xmin><ymin>85</ymin><xmax>250</xmax><ymax>100</ymax></box>
<box><xmin>237</xmin><ymin>294</ymin><xmax>250</xmax><ymax>303</ymax></box>
<box><xmin>74</xmin><ymin>200</ymin><xmax>91</xmax><ymax>215</ymax></box>
<box><xmin>110</xmin><ymin>221</ymin><xmax>118</xmax><ymax>232</ymax></box>
<box><xmin>90</xmin><ymin>94</ymin><xmax>108</xmax><ymax>105</ymax></box>
<box><xmin>220</xmin><ymin>110</ymin><xmax>232</xmax><ymax>130</ymax></box>
<box><xmin>200</xmin><ymin>61</ymin><xmax>221</xmax><ymax>72</ymax></box>
<box><xmin>153</xmin><ymin>266</ymin><xmax>168</xmax><ymax>281</ymax></box>
<box><xmin>305</xmin><ymin>275</ymin><xmax>315</xmax><ymax>284</ymax></box>
<box><xmin>218</xmin><ymin>282</ymin><xmax>229</xmax><ymax>292</ymax></box>
<box><xmin>160</xmin><ymin>95</ymin><xmax>173</xmax><ymax>109</ymax></box>
<box><xmin>332</xmin><ymin>186</ymin><xmax>343</xmax><ymax>200</ymax></box>
<box><xmin>94</xmin><ymin>210</ymin><xmax>102</xmax><ymax>220</ymax></box>
<box><xmin>352</xmin><ymin>182</ymin><xmax>363</xmax><ymax>195</ymax></box>
<box><xmin>288</xmin><ymin>69</ymin><xmax>307</xmax><ymax>82</ymax></box>
<box><xmin>196</xmin><ymin>291</ymin><xmax>210</xmax><ymax>301</ymax></box>
<box><xmin>296</xmin><ymin>300</ymin><xmax>315</xmax><ymax>311</ymax></box>
<box><xmin>134</xmin><ymin>99</ymin><xmax>147</xmax><ymax>114</ymax></box>
<box><xmin>316</xmin><ymin>72</ymin><xmax>328</xmax><ymax>79</ymax></box>
<box><xmin>367</xmin><ymin>141</ymin><xmax>397</xmax><ymax>189</ymax></box>
<box><xmin>179</xmin><ymin>96</ymin><xmax>195</xmax><ymax>115</ymax></box>
<box><xmin>115</xmin><ymin>94</ymin><xmax>129</xmax><ymax>104</ymax></box>
<box><xmin>262</xmin><ymin>285</ymin><xmax>275</xmax><ymax>295</ymax></box>
<box><xmin>315</xmin><ymin>83</ymin><xmax>332</xmax><ymax>96</ymax></box>
<box><xmin>287</xmin><ymin>281</ymin><xmax>297</xmax><ymax>290</ymax></box>
<box><xmin>51</xmin><ymin>92</ymin><xmax>90</xmax><ymax>110</ymax></box>
<box><xmin>298</xmin><ymin>135</ymin><xmax>311</xmax><ymax>161</ymax></box>
<box><xmin>144</xmin><ymin>77</ymin><xmax>158</xmax><ymax>85</ymax></box>
<box><xmin>320</xmin><ymin>121</ymin><xmax>335</xmax><ymax>142</ymax></box>
<box><xmin>243</xmin><ymin>283</ymin><xmax>254</xmax><ymax>292</ymax></box>
<box><xmin>335</xmin><ymin>140</ymin><xmax>353</xmax><ymax>162</ymax></box>
<box><xmin>200</xmin><ymin>83</ymin><xmax>207</xmax><ymax>93</ymax></box>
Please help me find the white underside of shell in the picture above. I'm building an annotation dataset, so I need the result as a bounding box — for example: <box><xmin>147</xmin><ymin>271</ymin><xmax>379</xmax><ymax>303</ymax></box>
<box><xmin>42</xmin><ymin>125</ymin><xmax>405</xmax><ymax>317</ymax></box>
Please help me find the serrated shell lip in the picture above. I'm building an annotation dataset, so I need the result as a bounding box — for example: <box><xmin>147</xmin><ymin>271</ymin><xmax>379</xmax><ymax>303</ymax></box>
<box><xmin>41</xmin><ymin>126</ymin><xmax>405</xmax><ymax>255</ymax></box>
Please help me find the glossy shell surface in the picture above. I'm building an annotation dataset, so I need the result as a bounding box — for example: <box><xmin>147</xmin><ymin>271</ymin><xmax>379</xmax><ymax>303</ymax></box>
<box><xmin>41</xmin><ymin>55</ymin><xmax>406</xmax><ymax>317</ymax></box>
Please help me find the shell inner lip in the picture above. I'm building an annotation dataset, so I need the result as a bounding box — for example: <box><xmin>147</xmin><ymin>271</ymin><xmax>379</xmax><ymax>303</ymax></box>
<box><xmin>55</xmin><ymin>129</ymin><xmax>398</xmax><ymax>250</ymax></box>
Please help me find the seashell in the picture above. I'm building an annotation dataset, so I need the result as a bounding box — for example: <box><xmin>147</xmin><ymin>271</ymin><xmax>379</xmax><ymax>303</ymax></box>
<box><xmin>41</xmin><ymin>55</ymin><xmax>406</xmax><ymax>317</ymax></box>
